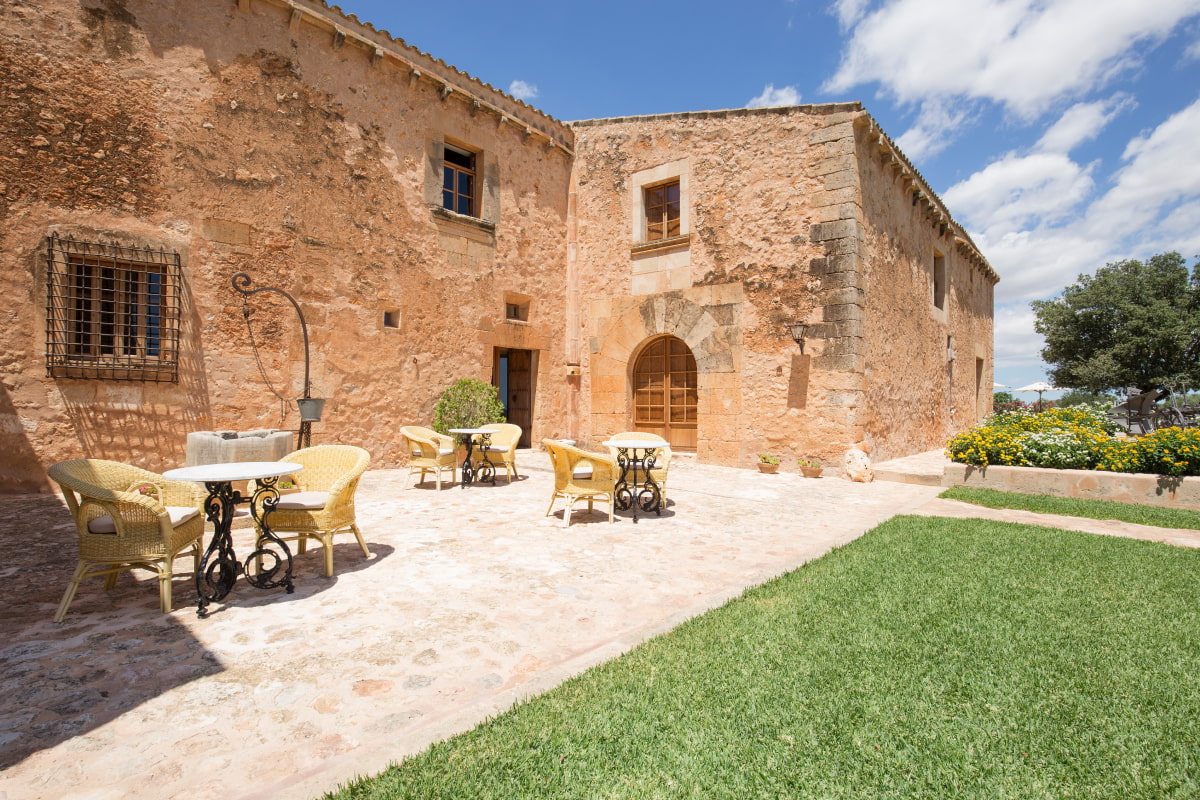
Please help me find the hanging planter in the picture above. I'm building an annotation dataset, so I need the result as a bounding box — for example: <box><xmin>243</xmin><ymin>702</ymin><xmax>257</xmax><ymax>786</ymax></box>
<box><xmin>296</xmin><ymin>397</ymin><xmax>326</xmax><ymax>422</ymax></box>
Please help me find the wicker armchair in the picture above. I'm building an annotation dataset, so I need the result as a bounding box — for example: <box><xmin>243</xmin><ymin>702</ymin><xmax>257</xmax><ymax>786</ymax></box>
<box><xmin>260</xmin><ymin>445</ymin><xmax>371</xmax><ymax>578</ymax></box>
<box><xmin>543</xmin><ymin>439</ymin><xmax>617</xmax><ymax>527</ymax></box>
<box><xmin>47</xmin><ymin>459</ymin><xmax>207</xmax><ymax>622</ymax></box>
<box><xmin>471</xmin><ymin>423</ymin><xmax>522</xmax><ymax>483</ymax></box>
<box><xmin>605</xmin><ymin>431</ymin><xmax>672</xmax><ymax>501</ymax></box>
<box><xmin>401</xmin><ymin>425</ymin><xmax>456</xmax><ymax>489</ymax></box>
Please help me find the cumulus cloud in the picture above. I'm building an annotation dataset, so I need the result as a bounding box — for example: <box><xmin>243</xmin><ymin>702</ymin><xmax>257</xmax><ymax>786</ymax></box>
<box><xmin>508</xmin><ymin>80</ymin><xmax>538</xmax><ymax>101</ymax></box>
<box><xmin>830</xmin><ymin>0</ymin><xmax>872</xmax><ymax>28</ymax></box>
<box><xmin>1034</xmin><ymin>96</ymin><xmax>1132</xmax><ymax>153</ymax></box>
<box><xmin>747</xmin><ymin>84</ymin><xmax>802</xmax><ymax>107</ymax></box>
<box><xmin>826</xmin><ymin>0</ymin><xmax>1200</xmax><ymax>118</ymax></box>
<box><xmin>946</xmin><ymin>95</ymin><xmax>1200</xmax><ymax>307</ymax></box>
<box><xmin>993</xmin><ymin>303</ymin><xmax>1047</xmax><ymax>369</ymax></box>
<box><xmin>893</xmin><ymin>100</ymin><xmax>973</xmax><ymax>161</ymax></box>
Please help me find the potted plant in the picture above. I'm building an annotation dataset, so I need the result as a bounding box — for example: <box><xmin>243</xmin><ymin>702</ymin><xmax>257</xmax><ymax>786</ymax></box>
<box><xmin>797</xmin><ymin>457</ymin><xmax>823</xmax><ymax>478</ymax></box>
<box><xmin>433</xmin><ymin>378</ymin><xmax>506</xmax><ymax>462</ymax></box>
<box><xmin>757</xmin><ymin>453</ymin><xmax>780</xmax><ymax>474</ymax></box>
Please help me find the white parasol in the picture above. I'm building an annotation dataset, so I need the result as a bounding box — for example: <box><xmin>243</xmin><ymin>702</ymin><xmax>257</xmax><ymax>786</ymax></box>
<box><xmin>1014</xmin><ymin>381</ymin><xmax>1058</xmax><ymax>405</ymax></box>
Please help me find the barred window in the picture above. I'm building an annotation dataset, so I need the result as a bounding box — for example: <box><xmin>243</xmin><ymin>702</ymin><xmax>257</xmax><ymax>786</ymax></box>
<box><xmin>45</xmin><ymin>233</ymin><xmax>181</xmax><ymax>382</ymax></box>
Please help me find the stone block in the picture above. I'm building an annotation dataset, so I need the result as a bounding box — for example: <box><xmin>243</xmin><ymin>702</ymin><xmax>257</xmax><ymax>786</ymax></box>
<box><xmin>813</xmin><ymin>154</ymin><xmax>856</xmax><ymax>176</ymax></box>
<box><xmin>823</xmin><ymin>169</ymin><xmax>860</xmax><ymax>192</ymax></box>
<box><xmin>808</xmin><ymin>122</ymin><xmax>854</xmax><ymax>145</ymax></box>
<box><xmin>809</xmin><ymin>219</ymin><xmax>859</xmax><ymax>243</ymax></box>
<box><xmin>822</xmin><ymin>303</ymin><xmax>862</xmax><ymax>321</ymax></box>
<box><xmin>823</xmin><ymin>287</ymin><xmax>864</xmax><ymax>306</ymax></box>
<box><xmin>813</xmin><ymin>354</ymin><xmax>863</xmax><ymax>372</ymax></box>
<box><xmin>812</xmin><ymin>187</ymin><xmax>861</xmax><ymax>207</ymax></box>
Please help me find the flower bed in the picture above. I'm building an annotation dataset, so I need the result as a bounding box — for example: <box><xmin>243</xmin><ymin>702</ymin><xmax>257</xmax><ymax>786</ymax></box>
<box><xmin>947</xmin><ymin>404</ymin><xmax>1200</xmax><ymax>477</ymax></box>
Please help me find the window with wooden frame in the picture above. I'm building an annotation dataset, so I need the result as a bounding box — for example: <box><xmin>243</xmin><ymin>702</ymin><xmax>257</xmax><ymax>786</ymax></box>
<box><xmin>644</xmin><ymin>180</ymin><xmax>681</xmax><ymax>242</ymax></box>
<box><xmin>45</xmin><ymin>233</ymin><xmax>181</xmax><ymax>382</ymax></box>
<box><xmin>442</xmin><ymin>143</ymin><xmax>476</xmax><ymax>217</ymax></box>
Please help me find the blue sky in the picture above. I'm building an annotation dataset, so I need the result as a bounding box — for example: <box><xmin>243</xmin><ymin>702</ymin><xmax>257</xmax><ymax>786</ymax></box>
<box><xmin>336</xmin><ymin>0</ymin><xmax>1200</xmax><ymax>396</ymax></box>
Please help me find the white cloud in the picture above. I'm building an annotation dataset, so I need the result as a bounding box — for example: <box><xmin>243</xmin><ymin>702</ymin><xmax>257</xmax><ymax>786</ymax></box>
<box><xmin>893</xmin><ymin>100</ymin><xmax>973</xmax><ymax>161</ymax></box>
<box><xmin>1086</xmin><ymin>95</ymin><xmax>1200</xmax><ymax>236</ymax></box>
<box><xmin>943</xmin><ymin>151</ymin><xmax>1097</xmax><ymax>231</ymax></box>
<box><xmin>946</xmin><ymin>95</ymin><xmax>1200</xmax><ymax>306</ymax></box>
<box><xmin>825</xmin><ymin>0</ymin><xmax>1200</xmax><ymax>118</ymax></box>
<box><xmin>1034</xmin><ymin>96</ymin><xmax>1131</xmax><ymax>153</ymax></box>
<box><xmin>508</xmin><ymin>80</ymin><xmax>538</xmax><ymax>101</ymax></box>
<box><xmin>746</xmin><ymin>84</ymin><xmax>802</xmax><ymax>108</ymax></box>
<box><xmin>830</xmin><ymin>0</ymin><xmax>872</xmax><ymax>28</ymax></box>
<box><xmin>993</xmin><ymin>303</ymin><xmax>1046</xmax><ymax>370</ymax></box>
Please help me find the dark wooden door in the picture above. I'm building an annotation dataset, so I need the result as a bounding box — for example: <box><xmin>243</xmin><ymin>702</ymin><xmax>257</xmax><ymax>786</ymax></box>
<box><xmin>495</xmin><ymin>348</ymin><xmax>534</xmax><ymax>447</ymax></box>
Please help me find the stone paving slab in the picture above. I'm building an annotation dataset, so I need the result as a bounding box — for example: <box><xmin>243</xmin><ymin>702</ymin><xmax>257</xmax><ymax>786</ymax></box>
<box><xmin>0</xmin><ymin>453</ymin><xmax>942</xmax><ymax>800</ymax></box>
<box><xmin>4</xmin><ymin>452</ymin><xmax>1195</xmax><ymax>800</ymax></box>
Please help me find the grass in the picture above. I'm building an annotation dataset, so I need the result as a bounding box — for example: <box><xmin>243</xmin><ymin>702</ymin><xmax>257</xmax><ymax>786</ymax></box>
<box><xmin>940</xmin><ymin>486</ymin><xmax>1200</xmax><ymax>530</ymax></box>
<box><xmin>326</xmin><ymin>517</ymin><xmax>1200</xmax><ymax>799</ymax></box>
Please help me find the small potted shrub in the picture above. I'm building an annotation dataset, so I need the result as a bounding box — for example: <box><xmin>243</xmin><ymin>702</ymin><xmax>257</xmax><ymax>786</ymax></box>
<box><xmin>757</xmin><ymin>453</ymin><xmax>780</xmax><ymax>474</ymax></box>
<box><xmin>797</xmin><ymin>457</ymin><xmax>823</xmax><ymax>478</ymax></box>
<box><xmin>433</xmin><ymin>378</ymin><xmax>506</xmax><ymax>463</ymax></box>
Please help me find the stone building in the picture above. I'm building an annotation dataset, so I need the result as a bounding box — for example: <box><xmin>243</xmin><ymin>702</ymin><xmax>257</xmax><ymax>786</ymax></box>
<box><xmin>0</xmin><ymin>0</ymin><xmax>996</xmax><ymax>492</ymax></box>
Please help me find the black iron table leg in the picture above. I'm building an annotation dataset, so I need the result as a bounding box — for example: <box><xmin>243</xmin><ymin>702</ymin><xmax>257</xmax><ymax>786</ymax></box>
<box><xmin>612</xmin><ymin>446</ymin><xmax>662</xmax><ymax>523</ymax></box>
<box><xmin>194</xmin><ymin>477</ymin><xmax>294</xmax><ymax>617</ymax></box>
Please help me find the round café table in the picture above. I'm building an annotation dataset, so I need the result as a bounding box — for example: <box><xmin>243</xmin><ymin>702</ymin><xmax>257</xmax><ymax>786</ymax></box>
<box><xmin>163</xmin><ymin>461</ymin><xmax>301</xmax><ymax>617</ymax></box>
<box><xmin>448</xmin><ymin>428</ymin><xmax>497</xmax><ymax>488</ymax></box>
<box><xmin>601</xmin><ymin>439</ymin><xmax>664</xmax><ymax>523</ymax></box>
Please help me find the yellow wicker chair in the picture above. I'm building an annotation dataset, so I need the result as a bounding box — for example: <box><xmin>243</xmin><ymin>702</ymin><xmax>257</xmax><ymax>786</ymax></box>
<box><xmin>401</xmin><ymin>425</ymin><xmax>457</xmax><ymax>489</ymax></box>
<box><xmin>471</xmin><ymin>422</ymin><xmax>522</xmax><ymax>483</ymax></box>
<box><xmin>259</xmin><ymin>445</ymin><xmax>371</xmax><ymax>578</ymax></box>
<box><xmin>605</xmin><ymin>431</ymin><xmax>672</xmax><ymax>501</ymax></box>
<box><xmin>47</xmin><ymin>459</ymin><xmax>206</xmax><ymax>622</ymax></box>
<box><xmin>543</xmin><ymin>439</ymin><xmax>617</xmax><ymax>527</ymax></box>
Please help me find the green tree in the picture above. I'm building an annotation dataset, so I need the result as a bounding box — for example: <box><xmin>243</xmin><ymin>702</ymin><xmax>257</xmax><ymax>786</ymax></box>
<box><xmin>1031</xmin><ymin>252</ymin><xmax>1200</xmax><ymax>393</ymax></box>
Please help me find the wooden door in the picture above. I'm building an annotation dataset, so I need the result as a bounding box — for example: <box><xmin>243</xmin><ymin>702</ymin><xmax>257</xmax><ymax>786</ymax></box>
<box><xmin>632</xmin><ymin>336</ymin><xmax>697</xmax><ymax>451</ymax></box>
<box><xmin>495</xmin><ymin>348</ymin><xmax>534</xmax><ymax>447</ymax></box>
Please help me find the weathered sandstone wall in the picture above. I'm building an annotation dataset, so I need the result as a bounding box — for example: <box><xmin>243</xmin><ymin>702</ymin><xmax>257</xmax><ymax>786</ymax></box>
<box><xmin>0</xmin><ymin>0</ymin><xmax>573</xmax><ymax>491</ymax></box>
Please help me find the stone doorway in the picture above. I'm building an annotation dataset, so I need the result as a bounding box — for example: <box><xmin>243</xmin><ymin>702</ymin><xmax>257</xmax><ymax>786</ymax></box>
<box><xmin>631</xmin><ymin>335</ymin><xmax>697</xmax><ymax>451</ymax></box>
<box><xmin>494</xmin><ymin>348</ymin><xmax>535</xmax><ymax>447</ymax></box>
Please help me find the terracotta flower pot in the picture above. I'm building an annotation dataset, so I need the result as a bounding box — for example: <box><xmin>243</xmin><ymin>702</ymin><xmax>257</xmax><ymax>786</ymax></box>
<box><xmin>800</xmin><ymin>467</ymin><xmax>823</xmax><ymax>478</ymax></box>
<box><xmin>757</xmin><ymin>462</ymin><xmax>779</xmax><ymax>474</ymax></box>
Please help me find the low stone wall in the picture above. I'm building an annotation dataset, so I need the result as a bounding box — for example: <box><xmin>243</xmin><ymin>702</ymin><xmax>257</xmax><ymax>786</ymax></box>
<box><xmin>943</xmin><ymin>463</ymin><xmax>1200</xmax><ymax>511</ymax></box>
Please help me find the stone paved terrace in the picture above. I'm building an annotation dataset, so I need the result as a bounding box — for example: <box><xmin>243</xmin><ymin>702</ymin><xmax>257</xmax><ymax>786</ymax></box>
<box><xmin>3</xmin><ymin>450</ymin><xmax>1198</xmax><ymax>800</ymax></box>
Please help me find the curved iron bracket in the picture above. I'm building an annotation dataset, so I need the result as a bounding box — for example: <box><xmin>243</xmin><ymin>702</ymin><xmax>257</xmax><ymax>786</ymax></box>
<box><xmin>232</xmin><ymin>272</ymin><xmax>311</xmax><ymax>398</ymax></box>
<box><xmin>232</xmin><ymin>272</ymin><xmax>317</xmax><ymax>446</ymax></box>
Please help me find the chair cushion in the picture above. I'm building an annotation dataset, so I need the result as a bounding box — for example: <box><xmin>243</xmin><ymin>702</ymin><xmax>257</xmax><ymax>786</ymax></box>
<box><xmin>439</xmin><ymin>448</ymin><xmax>454</xmax><ymax>456</ymax></box>
<box><xmin>274</xmin><ymin>491</ymin><xmax>330</xmax><ymax>510</ymax></box>
<box><xmin>572</xmin><ymin>465</ymin><xmax>594</xmax><ymax>479</ymax></box>
<box><xmin>480</xmin><ymin>445</ymin><xmax>510</xmax><ymax>453</ymax></box>
<box><xmin>88</xmin><ymin>506</ymin><xmax>200</xmax><ymax>534</ymax></box>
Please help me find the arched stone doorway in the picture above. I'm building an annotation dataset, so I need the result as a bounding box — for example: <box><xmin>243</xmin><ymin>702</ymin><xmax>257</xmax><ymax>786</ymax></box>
<box><xmin>631</xmin><ymin>335</ymin><xmax>697</xmax><ymax>451</ymax></box>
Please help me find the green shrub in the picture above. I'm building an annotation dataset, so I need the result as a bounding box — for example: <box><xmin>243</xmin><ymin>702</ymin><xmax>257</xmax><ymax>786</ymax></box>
<box><xmin>432</xmin><ymin>378</ymin><xmax>505</xmax><ymax>435</ymax></box>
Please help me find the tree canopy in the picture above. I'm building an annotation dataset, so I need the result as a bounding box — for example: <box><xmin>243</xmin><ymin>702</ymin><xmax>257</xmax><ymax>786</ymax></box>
<box><xmin>1031</xmin><ymin>252</ymin><xmax>1200</xmax><ymax>393</ymax></box>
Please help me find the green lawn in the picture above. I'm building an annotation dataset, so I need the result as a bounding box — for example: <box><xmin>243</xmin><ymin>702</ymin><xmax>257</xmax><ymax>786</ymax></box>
<box><xmin>940</xmin><ymin>486</ymin><xmax>1200</xmax><ymax>530</ymax></box>
<box><xmin>326</xmin><ymin>517</ymin><xmax>1200</xmax><ymax>799</ymax></box>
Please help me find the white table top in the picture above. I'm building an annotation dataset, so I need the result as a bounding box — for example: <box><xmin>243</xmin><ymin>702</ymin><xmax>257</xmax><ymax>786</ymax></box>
<box><xmin>449</xmin><ymin>428</ymin><xmax>493</xmax><ymax>435</ymax></box>
<box><xmin>163</xmin><ymin>462</ymin><xmax>302</xmax><ymax>483</ymax></box>
<box><xmin>602</xmin><ymin>440</ymin><xmax>664</xmax><ymax>450</ymax></box>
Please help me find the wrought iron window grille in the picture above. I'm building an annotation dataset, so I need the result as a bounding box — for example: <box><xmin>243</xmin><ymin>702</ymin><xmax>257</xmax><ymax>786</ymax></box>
<box><xmin>45</xmin><ymin>232</ymin><xmax>181</xmax><ymax>382</ymax></box>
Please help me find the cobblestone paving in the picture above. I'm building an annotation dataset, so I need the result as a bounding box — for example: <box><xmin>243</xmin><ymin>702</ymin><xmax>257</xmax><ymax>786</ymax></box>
<box><xmin>0</xmin><ymin>451</ymin><xmax>1191</xmax><ymax>800</ymax></box>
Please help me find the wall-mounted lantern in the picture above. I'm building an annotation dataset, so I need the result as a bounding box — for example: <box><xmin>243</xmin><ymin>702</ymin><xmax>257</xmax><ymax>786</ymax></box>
<box><xmin>787</xmin><ymin>321</ymin><xmax>808</xmax><ymax>352</ymax></box>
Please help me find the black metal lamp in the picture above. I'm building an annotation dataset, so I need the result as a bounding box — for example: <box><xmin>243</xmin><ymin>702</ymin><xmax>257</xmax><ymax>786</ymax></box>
<box><xmin>787</xmin><ymin>321</ymin><xmax>808</xmax><ymax>351</ymax></box>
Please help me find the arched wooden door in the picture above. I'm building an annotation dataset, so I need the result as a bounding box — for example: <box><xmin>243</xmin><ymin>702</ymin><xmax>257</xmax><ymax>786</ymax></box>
<box><xmin>631</xmin><ymin>335</ymin><xmax>697</xmax><ymax>451</ymax></box>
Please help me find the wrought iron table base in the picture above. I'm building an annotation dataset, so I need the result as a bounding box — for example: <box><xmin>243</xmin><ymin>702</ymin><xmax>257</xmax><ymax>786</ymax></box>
<box><xmin>612</xmin><ymin>446</ymin><xmax>663</xmax><ymax>523</ymax></box>
<box><xmin>196</xmin><ymin>477</ymin><xmax>294</xmax><ymax>618</ymax></box>
<box><xmin>458</xmin><ymin>432</ymin><xmax>496</xmax><ymax>488</ymax></box>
